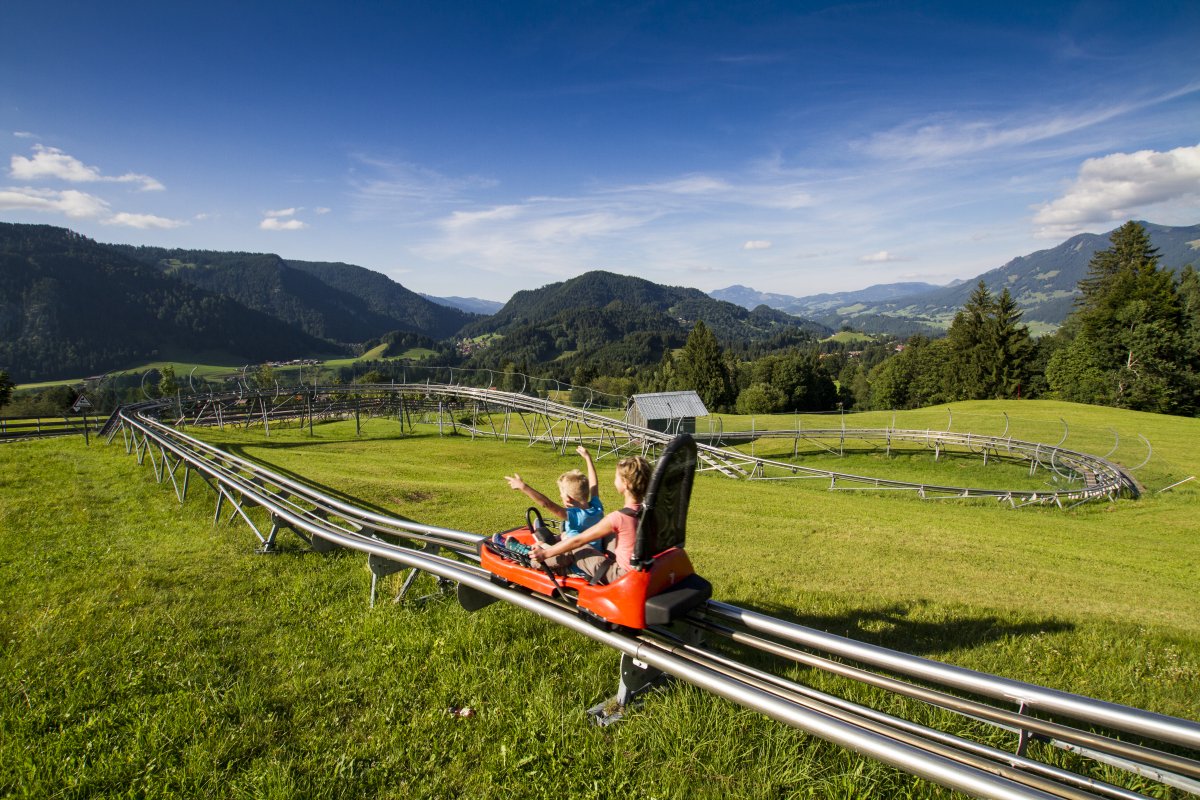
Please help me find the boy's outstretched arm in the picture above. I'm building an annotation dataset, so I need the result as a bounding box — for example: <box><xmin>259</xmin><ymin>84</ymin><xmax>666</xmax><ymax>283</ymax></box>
<box><xmin>575</xmin><ymin>445</ymin><xmax>599</xmax><ymax>499</ymax></box>
<box><xmin>504</xmin><ymin>473</ymin><xmax>566</xmax><ymax>519</ymax></box>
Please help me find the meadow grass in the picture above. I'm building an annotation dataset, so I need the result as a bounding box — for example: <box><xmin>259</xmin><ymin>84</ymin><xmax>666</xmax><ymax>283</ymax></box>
<box><xmin>2</xmin><ymin>400</ymin><xmax>1198</xmax><ymax>799</ymax></box>
<box><xmin>821</xmin><ymin>331</ymin><xmax>877</xmax><ymax>344</ymax></box>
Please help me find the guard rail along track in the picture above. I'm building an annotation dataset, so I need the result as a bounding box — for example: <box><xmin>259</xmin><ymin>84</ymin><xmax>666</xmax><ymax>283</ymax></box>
<box><xmin>102</xmin><ymin>391</ymin><xmax>1198</xmax><ymax>800</ymax></box>
<box><xmin>107</xmin><ymin>382</ymin><xmax>1141</xmax><ymax>507</ymax></box>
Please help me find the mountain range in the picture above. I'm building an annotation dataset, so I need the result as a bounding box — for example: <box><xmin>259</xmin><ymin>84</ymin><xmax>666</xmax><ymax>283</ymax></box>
<box><xmin>4</xmin><ymin>219</ymin><xmax>1198</xmax><ymax>384</ymax></box>
<box><xmin>420</xmin><ymin>293</ymin><xmax>504</xmax><ymax>316</ymax></box>
<box><xmin>712</xmin><ymin>222</ymin><xmax>1200</xmax><ymax>334</ymax></box>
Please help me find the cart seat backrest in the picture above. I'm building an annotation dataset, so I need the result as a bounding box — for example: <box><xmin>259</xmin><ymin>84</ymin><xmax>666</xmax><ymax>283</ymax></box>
<box><xmin>632</xmin><ymin>434</ymin><xmax>697</xmax><ymax>568</ymax></box>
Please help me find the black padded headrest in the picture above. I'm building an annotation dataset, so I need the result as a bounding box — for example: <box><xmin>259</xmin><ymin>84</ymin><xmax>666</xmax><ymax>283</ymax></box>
<box><xmin>632</xmin><ymin>433</ymin><xmax>697</xmax><ymax>567</ymax></box>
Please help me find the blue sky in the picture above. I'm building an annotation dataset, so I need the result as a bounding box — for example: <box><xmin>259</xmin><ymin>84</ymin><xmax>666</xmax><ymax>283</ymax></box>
<box><xmin>2</xmin><ymin>1</ymin><xmax>1198</xmax><ymax>302</ymax></box>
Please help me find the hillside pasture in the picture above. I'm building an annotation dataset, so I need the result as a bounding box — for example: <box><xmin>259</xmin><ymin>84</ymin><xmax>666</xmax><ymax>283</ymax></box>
<box><xmin>1</xmin><ymin>400</ymin><xmax>1197</xmax><ymax>798</ymax></box>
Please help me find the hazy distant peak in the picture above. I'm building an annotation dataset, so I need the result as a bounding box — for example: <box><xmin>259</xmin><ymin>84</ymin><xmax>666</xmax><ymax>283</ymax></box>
<box><xmin>420</xmin><ymin>293</ymin><xmax>503</xmax><ymax>316</ymax></box>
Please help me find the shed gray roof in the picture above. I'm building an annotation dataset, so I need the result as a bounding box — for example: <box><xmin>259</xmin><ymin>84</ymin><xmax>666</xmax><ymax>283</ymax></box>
<box><xmin>627</xmin><ymin>391</ymin><xmax>709</xmax><ymax>420</ymax></box>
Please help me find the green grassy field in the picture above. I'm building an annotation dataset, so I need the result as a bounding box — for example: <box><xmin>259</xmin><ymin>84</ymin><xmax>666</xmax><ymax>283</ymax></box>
<box><xmin>14</xmin><ymin>345</ymin><xmax>440</xmax><ymax>392</ymax></box>
<box><xmin>14</xmin><ymin>360</ymin><xmax>244</xmax><ymax>390</ymax></box>
<box><xmin>321</xmin><ymin>342</ymin><xmax>440</xmax><ymax>368</ymax></box>
<box><xmin>2</xmin><ymin>401</ymin><xmax>1198</xmax><ymax>798</ymax></box>
<box><xmin>821</xmin><ymin>331</ymin><xmax>877</xmax><ymax>344</ymax></box>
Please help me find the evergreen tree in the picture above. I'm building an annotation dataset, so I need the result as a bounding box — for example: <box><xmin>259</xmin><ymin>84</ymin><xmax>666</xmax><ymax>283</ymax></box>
<box><xmin>986</xmin><ymin>289</ymin><xmax>1033</xmax><ymax>398</ymax></box>
<box><xmin>1077</xmin><ymin>220</ymin><xmax>1159</xmax><ymax>308</ymax></box>
<box><xmin>0</xmin><ymin>369</ymin><xmax>13</xmax><ymax>410</ymax></box>
<box><xmin>1177</xmin><ymin>265</ymin><xmax>1200</xmax><ymax>414</ymax></box>
<box><xmin>1047</xmin><ymin>221</ymin><xmax>1191</xmax><ymax>412</ymax></box>
<box><xmin>944</xmin><ymin>281</ymin><xmax>992</xmax><ymax>399</ymax></box>
<box><xmin>671</xmin><ymin>321</ymin><xmax>734</xmax><ymax>410</ymax></box>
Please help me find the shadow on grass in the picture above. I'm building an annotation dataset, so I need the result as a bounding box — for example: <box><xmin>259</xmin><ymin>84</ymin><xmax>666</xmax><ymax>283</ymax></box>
<box><xmin>719</xmin><ymin>598</ymin><xmax>1074</xmax><ymax>658</ymax></box>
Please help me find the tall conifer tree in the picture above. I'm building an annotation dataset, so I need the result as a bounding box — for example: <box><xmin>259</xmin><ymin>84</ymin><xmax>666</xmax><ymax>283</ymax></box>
<box><xmin>670</xmin><ymin>320</ymin><xmax>734</xmax><ymax>411</ymax></box>
<box><xmin>1047</xmin><ymin>221</ymin><xmax>1192</xmax><ymax>412</ymax></box>
<box><xmin>987</xmin><ymin>288</ymin><xmax>1032</xmax><ymax>398</ymax></box>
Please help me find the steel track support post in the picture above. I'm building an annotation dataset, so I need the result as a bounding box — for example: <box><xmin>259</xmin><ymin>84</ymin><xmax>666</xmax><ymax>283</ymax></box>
<box><xmin>368</xmin><ymin>547</ymin><xmax>409</xmax><ymax>607</ymax></box>
<box><xmin>256</xmin><ymin>516</ymin><xmax>283</xmax><ymax>554</ymax></box>
<box><xmin>588</xmin><ymin>623</ymin><xmax>704</xmax><ymax>726</ymax></box>
<box><xmin>561</xmin><ymin>420</ymin><xmax>577</xmax><ymax>454</ymax></box>
<box><xmin>164</xmin><ymin>455</ymin><xmax>186</xmax><ymax>502</ymax></box>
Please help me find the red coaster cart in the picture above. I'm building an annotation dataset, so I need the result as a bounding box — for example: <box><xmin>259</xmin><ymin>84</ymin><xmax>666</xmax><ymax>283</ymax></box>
<box><xmin>462</xmin><ymin>434</ymin><xmax>712</xmax><ymax>630</ymax></box>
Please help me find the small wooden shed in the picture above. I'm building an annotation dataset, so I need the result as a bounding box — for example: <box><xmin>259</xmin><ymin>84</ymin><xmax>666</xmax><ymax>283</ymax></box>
<box><xmin>625</xmin><ymin>391</ymin><xmax>709</xmax><ymax>435</ymax></box>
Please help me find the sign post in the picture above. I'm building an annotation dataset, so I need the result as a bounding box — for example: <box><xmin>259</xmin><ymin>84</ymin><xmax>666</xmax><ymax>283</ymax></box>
<box><xmin>72</xmin><ymin>395</ymin><xmax>93</xmax><ymax>445</ymax></box>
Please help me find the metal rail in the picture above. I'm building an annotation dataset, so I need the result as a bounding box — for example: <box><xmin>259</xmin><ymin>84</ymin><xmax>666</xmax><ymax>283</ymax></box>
<box><xmin>108</xmin><ymin>401</ymin><xmax>1199</xmax><ymax>799</ymax></box>
<box><xmin>125</xmin><ymin>384</ymin><xmax>1140</xmax><ymax>506</ymax></box>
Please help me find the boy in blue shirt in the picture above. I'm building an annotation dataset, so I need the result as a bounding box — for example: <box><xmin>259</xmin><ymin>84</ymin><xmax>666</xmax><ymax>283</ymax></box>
<box><xmin>504</xmin><ymin>445</ymin><xmax>604</xmax><ymax>546</ymax></box>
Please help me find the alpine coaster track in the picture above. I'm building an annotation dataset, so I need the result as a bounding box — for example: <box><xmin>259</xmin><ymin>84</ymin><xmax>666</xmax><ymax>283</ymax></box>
<box><xmin>105</xmin><ymin>386</ymin><xmax>1195</xmax><ymax>800</ymax></box>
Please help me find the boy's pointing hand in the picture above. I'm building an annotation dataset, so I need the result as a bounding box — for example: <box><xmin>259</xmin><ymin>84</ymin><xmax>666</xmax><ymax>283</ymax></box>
<box><xmin>504</xmin><ymin>474</ymin><xmax>525</xmax><ymax>491</ymax></box>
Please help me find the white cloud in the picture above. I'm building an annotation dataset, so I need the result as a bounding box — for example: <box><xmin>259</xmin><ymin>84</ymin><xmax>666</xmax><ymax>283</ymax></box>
<box><xmin>10</xmin><ymin>145</ymin><xmax>164</xmax><ymax>191</ymax></box>
<box><xmin>13</xmin><ymin>131</ymin><xmax>36</xmax><ymax>139</ymax></box>
<box><xmin>860</xmin><ymin>250</ymin><xmax>903</xmax><ymax>263</ymax></box>
<box><xmin>858</xmin><ymin>85</ymin><xmax>1200</xmax><ymax>166</ymax></box>
<box><xmin>858</xmin><ymin>111</ymin><xmax>1119</xmax><ymax>163</ymax></box>
<box><xmin>743</xmin><ymin>240</ymin><xmax>772</xmax><ymax>250</ymax></box>
<box><xmin>639</xmin><ymin>174</ymin><xmax>732</xmax><ymax>195</ymax></box>
<box><xmin>0</xmin><ymin>186</ymin><xmax>110</xmax><ymax>218</ymax></box>
<box><xmin>314</xmin><ymin>206</ymin><xmax>331</xmax><ymax>214</ymax></box>
<box><xmin>260</xmin><ymin>216</ymin><xmax>308</xmax><ymax>231</ymax></box>
<box><xmin>105</xmin><ymin>212</ymin><xmax>186</xmax><ymax>229</ymax></box>
<box><xmin>615</xmin><ymin>172</ymin><xmax>815</xmax><ymax>211</ymax></box>
<box><xmin>1032</xmin><ymin>143</ymin><xmax>1200</xmax><ymax>238</ymax></box>
<box><xmin>443</xmin><ymin>205</ymin><xmax>522</xmax><ymax>230</ymax></box>
<box><xmin>0</xmin><ymin>185</ymin><xmax>187</xmax><ymax>229</ymax></box>
<box><xmin>260</xmin><ymin>207</ymin><xmax>311</xmax><ymax>230</ymax></box>
<box><xmin>347</xmin><ymin>155</ymin><xmax>498</xmax><ymax>219</ymax></box>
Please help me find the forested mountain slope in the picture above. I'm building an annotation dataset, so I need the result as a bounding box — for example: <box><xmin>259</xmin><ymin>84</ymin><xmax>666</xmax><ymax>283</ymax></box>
<box><xmin>0</xmin><ymin>224</ymin><xmax>339</xmax><ymax>381</ymax></box>
<box><xmin>464</xmin><ymin>270</ymin><xmax>828</xmax><ymax>344</ymax></box>
<box><xmin>113</xmin><ymin>246</ymin><xmax>474</xmax><ymax>342</ymax></box>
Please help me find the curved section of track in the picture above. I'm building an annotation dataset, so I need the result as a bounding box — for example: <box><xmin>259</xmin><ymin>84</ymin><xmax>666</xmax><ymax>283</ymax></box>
<box><xmin>105</xmin><ymin>395</ymin><xmax>1199</xmax><ymax>799</ymax></box>
<box><xmin>127</xmin><ymin>383</ymin><xmax>1139</xmax><ymax>506</ymax></box>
